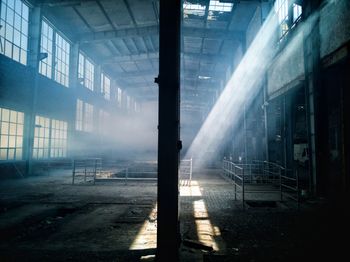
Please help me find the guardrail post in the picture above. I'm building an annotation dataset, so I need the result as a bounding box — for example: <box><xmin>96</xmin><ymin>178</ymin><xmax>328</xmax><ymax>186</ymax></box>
<box><xmin>249</xmin><ymin>164</ymin><xmax>252</xmax><ymax>183</ymax></box>
<box><xmin>234</xmin><ymin>165</ymin><xmax>237</xmax><ymax>201</ymax></box>
<box><xmin>189</xmin><ymin>158</ymin><xmax>193</xmax><ymax>182</ymax></box>
<box><xmin>280</xmin><ymin>167</ymin><xmax>283</xmax><ymax>201</ymax></box>
<box><xmin>84</xmin><ymin>160</ymin><xmax>87</xmax><ymax>183</ymax></box>
<box><xmin>125</xmin><ymin>167</ymin><xmax>129</xmax><ymax>185</ymax></box>
<box><xmin>242</xmin><ymin>168</ymin><xmax>245</xmax><ymax>209</ymax></box>
<box><xmin>296</xmin><ymin>168</ymin><xmax>299</xmax><ymax>209</ymax></box>
<box><xmin>72</xmin><ymin>159</ymin><xmax>76</xmax><ymax>185</ymax></box>
<box><xmin>93</xmin><ymin>159</ymin><xmax>97</xmax><ymax>185</ymax></box>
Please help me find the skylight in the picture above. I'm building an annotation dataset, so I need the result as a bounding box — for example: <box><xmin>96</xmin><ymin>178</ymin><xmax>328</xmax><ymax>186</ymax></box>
<box><xmin>183</xmin><ymin>1</ymin><xmax>206</xmax><ymax>17</ymax></box>
<box><xmin>209</xmin><ymin>0</ymin><xmax>233</xmax><ymax>12</ymax></box>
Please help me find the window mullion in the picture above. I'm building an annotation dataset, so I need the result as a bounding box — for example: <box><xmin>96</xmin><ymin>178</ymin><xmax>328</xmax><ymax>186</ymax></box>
<box><xmin>51</xmin><ymin>31</ymin><xmax>56</xmax><ymax>80</ymax></box>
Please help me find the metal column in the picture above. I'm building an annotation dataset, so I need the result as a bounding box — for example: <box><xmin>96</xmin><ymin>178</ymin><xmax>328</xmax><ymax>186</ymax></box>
<box><xmin>26</xmin><ymin>6</ymin><xmax>42</xmax><ymax>175</ymax></box>
<box><xmin>156</xmin><ymin>0</ymin><xmax>181</xmax><ymax>261</ymax></box>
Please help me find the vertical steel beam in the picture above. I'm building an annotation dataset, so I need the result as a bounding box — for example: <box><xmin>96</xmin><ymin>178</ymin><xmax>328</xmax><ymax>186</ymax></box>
<box><xmin>156</xmin><ymin>0</ymin><xmax>181</xmax><ymax>261</ymax></box>
<box><xmin>26</xmin><ymin>6</ymin><xmax>42</xmax><ymax>175</ymax></box>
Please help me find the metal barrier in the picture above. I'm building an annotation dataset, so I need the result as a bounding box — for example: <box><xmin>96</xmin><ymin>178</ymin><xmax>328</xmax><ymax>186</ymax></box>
<box><xmin>222</xmin><ymin>159</ymin><xmax>300</xmax><ymax>207</ymax></box>
<box><xmin>123</xmin><ymin>160</ymin><xmax>158</xmax><ymax>182</ymax></box>
<box><xmin>72</xmin><ymin>158</ymin><xmax>102</xmax><ymax>185</ymax></box>
<box><xmin>179</xmin><ymin>158</ymin><xmax>193</xmax><ymax>185</ymax></box>
<box><xmin>72</xmin><ymin>158</ymin><xmax>194</xmax><ymax>185</ymax></box>
<box><xmin>280</xmin><ymin>168</ymin><xmax>299</xmax><ymax>207</ymax></box>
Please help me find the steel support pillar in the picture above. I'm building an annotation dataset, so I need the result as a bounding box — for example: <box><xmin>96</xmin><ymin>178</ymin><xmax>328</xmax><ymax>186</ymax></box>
<box><xmin>156</xmin><ymin>0</ymin><xmax>181</xmax><ymax>261</ymax></box>
<box><xmin>26</xmin><ymin>6</ymin><xmax>42</xmax><ymax>175</ymax></box>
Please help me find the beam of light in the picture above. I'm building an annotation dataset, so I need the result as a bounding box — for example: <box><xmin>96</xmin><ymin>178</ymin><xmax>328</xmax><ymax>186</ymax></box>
<box><xmin>193</xmin><ymin>199</ymin><xmax>222</xmax><ymax>251</ymax></box>
<box><xmin>183</xmin><ymin>5</ymin><xmax>319</xmax><ymax>167</ymax></box>
<box><xmin>129</xmin><ymin>204</ymin><xmax>157</xmax><ymax>250</ymax></box>
<box><xmin>179</xmin><ymin>180</ymin><xmax>202</xmax><ymax>196</ymax></box>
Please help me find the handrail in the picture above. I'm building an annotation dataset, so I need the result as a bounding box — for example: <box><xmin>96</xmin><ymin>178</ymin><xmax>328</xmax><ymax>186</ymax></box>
<box><xmin>222</xmin><ymin>159</ymin><xmax>300</xmax><ymax>208</ymax></box>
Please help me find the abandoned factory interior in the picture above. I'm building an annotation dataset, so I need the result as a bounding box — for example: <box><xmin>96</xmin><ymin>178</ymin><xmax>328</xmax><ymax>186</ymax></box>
<box><xmin>0</xmin><ymin>0</ymin><xmax>349</xmax><ymax>261</ymax></box>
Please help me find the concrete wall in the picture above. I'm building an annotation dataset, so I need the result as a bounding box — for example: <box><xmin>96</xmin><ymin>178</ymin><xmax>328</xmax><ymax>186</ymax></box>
<box><xmin>267</xmin><ymin>33</ymin><xmax>305</xmax><ymax>98</ymax></box>
<box><xmin>246</xmin><ymin>6</ymin><xmax>262</xmax><ymax>49</ymax></box>
<box><xmin>320</xmin><ymin>0</ymin><xmax>350</xmax><ymax>57</ymax></box>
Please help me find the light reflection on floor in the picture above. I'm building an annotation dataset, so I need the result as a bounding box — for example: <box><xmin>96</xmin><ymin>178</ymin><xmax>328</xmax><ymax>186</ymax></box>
<box><xmin>129</xmin><ymin>204</ymin><xmax>157</xmax><ymax>250</ymax></box>
<box><xmin>179</xmin><ymin>180</ymin><xmax>202</xmax><ymax>196</ymax></box>
<box><xmin>193</xmin><ymin>199</ymin><xmax>220</xmax><ymax>251</ymax></box>
<box><xmin>180</xmin><ymin>179</ymin><xmax>222</xmax><ymax>251</ymax></box>
<box><xmin>129</xmin><ymin>180</ymin><xmax>223</xmax><ymax>252</ymax></box>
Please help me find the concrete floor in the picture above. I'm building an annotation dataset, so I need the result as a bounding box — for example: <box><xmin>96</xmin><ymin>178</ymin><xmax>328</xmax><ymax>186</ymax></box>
<box><xmin>0</xmin><ymin>169</ymin><xmax>348</xmax><ymax>261</ymax></box>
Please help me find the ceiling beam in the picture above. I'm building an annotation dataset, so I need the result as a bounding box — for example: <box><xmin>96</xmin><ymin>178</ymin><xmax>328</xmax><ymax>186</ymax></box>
<box><xmin>102</xmin><ymin>51</ymin><xmax>230</xmax><ymax>64</ymax></box>
<box><xmin>78</xmin><ymin>25</ymin><xmax>244</xmax><ymax>43</ymax></box>
<box><xmin>35</xmin><ymin>0</ymin><xmax>95</xmax><ymax>6</ymax></box>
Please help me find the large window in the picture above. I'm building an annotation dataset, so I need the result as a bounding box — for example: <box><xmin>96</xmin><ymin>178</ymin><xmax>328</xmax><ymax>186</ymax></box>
<box><xmin>274</xmin><ymin>0</ymin><xmax>289</xmax><ymax>38</ymax></box>
<box><xmin>117</xmin><ymin>87</ymin><xmax>122</xmax><ymax>108</ymax></box>
<box><xmin>84</xmin><ymin>103</ymin><xmax>93</xmax><ymax>132</ymax></box>
<box><xmin>33</xmin><ymin>116</ymin><xmax>68</xmax><ymax>159</ymax></box>
<box><xmin>75</xmin><ymin>99</ymin><xmax>94</xmax><ymax>132</ymax></box>
<box><xmin>274</xmin><ymin>0</ymin><xmax>302</xmax><ymax>39</ymax></box>
<box><xmin>54</xmin><ymin>33</ymin><xmax>70</xmax><ymax>87</ymax></box>
<box><xmin>0</xmin><ymin>107</ymin><xmax>24</xmax><ymax>160</ymax></box>
<box><xmin>39</xmin><ymin>20</ymin><xmax>53</xmax><ymax>78</ymax></box>
<box><xmin>50</xmin><ymin>119</ymin><xmax>67</xmax><ymax>158</ymax></box>
<box><xmin>75</xmin><ymin>99</ymin><xmax>83</xmax><ymax>131</ymax></box>
<box><xmin>39</xmin><ymin>19</ymin><xmax>70</xmax><ymax>87</ymax></box>
<box><xmin>0</xmin><ymin>0</ymin><xmax>29</xmax><ymax>65</ymax></box>
<box><xmin>126</xmin><ymin>95</ymin><xmax>131</xmax><ymax>111</ymax></box>
<box><xmin>33</xmin><ymin>116</ymin><xmax>50</xmax><ymax>159</ymax></box>
<box><xmin>99</xmin><ymin>109</ymin><xmax>109</xmax><ymax>135</ymax></box>
<box><xmin>101</xmin><ymin>73</ymin><xmax>111</xmax><ymax>100</ymax></box>
<box><xmin>78</xmin><ymin>52</ymin><xmax>94</xmax><ymax>91</ymax></box>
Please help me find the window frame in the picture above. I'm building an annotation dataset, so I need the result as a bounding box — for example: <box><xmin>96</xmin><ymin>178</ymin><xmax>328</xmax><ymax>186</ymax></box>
<box><xmin>0</xmin><ymin>107</ymin><xmax>25</xmax><ymax>161</ymax></box>
<box><xmin>78</xmin><ymin>52</ymin><xmax>95</xmax><ymax>91</ymax></box>
<box><xmin>33</xmin><ymin>115</ymin><xmax>68</xmax><ymax>159</ymax></box>
<box><xmin>39</xmin><ymin>17</ymin><xmax>71</xmax><ymax>87</ymax></box>
<box><xmin>0</xmin><ymin>0</ymin><xmax>29</xmax><ymax>65</ymax></box>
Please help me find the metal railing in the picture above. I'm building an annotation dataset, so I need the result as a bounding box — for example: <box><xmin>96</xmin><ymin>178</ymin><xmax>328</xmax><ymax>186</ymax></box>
<box><xmin>222</xmin><ymin>159</ymin><xmax>299</xmax><ymax>208</ymax></box>
<box><xmin>71</xmin><ymin>158</ymin><xmax>193</xmax><ymax>185</ymax></box>
<box><xmin>72</xmin><ymin>158</ymin><xmax>102</xmax><ymax>185</ymax></box>
<box><xmin>280</xmin><ymin>168</ymin><xmax>299</xmax><ymax>207</ymax></box>
<box><xmin>179</xmin><ymin>158</ymin><xmax>193</xmax><ymax>185</ymax></box>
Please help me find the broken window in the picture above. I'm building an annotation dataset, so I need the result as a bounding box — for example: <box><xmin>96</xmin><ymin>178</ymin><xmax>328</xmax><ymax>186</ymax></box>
<box><xmin>0</xmin><ymin>0</ymin><xmax>29</xmax><ymax>65</ymax></box>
